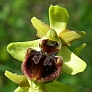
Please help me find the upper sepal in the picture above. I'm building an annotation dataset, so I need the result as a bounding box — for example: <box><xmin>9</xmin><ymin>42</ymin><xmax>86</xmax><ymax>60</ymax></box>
<box><xmin>49</xmin><ymin>5</ymin><xmax>69</xmax><ymax>35</ymax></box>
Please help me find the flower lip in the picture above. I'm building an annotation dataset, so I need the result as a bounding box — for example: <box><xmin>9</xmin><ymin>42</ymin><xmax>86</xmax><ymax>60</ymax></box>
<box><xmin>39</xmin><ymin>39</ymin><xmax>60</xmax><ymax>55</ymax></box>
<box><xmin>22</xmin><ymin>47</ymin><xmax>63</xmax><ymax>82</ymax></box>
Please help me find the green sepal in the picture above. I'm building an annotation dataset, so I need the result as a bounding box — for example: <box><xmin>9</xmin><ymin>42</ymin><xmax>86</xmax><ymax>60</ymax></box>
<box><xmin>14</xmin><ymin>87</ymin><xmax>29</xmax><ymax>92</ymax></box>
<box><xmin>49</xmin><ymin>5</ymin><xmax>69</xmax><ymax>35</ymax></box>
<box><xmin>45</xmin><ymin>81</ymin><xmax>74</xmax><ymax>92</ymax></box>
<box><xmin>4</xmin><ymin>70</ymin><xmax>29</xmax><ymax>87</ymax></box>
<box><xmin>59</xmin><ymin>30</ymin><xmax>86</xmax><ymax>46</ymax></box>
<box><xmin>73</xmin><ymin>43</ymin><xmax>86</xmax><ymax>56</ymax></box>
<box><xmin>58</xmin><ymin>46</ymin><xmax>87</xmax><ymax>75</ymax></box>
<box><xmin>7</xmin><ymin>39</ymin><xmax>40</xmax><ymax>61</ymax></box>
<box><xmin>31</xmin><ymin>17</ymin><xmax>50</xmax><ymax>38</ymax></box>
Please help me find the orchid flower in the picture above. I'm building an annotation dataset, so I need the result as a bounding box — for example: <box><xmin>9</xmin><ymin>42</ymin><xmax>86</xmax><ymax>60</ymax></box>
<box><xmin>5</xmin><ymin>5</ymin><xmax>87</xmax><ymax>92</ymax></box>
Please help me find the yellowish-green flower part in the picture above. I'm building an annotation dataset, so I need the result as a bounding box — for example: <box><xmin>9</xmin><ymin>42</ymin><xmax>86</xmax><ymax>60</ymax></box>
<box><xmin>5</xmin><ymin>5</ymin><xmax>87</xmax><ymax>92</ymax></box>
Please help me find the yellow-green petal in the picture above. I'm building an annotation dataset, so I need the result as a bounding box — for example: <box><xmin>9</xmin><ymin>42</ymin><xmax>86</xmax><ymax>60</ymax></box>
<box><xmin>5</xmin><ymin>70</ymin><xmax>29</xmax><ymax>87</ymax></box>
<box><xmin>31</xmin><ymin>17</ymin><xmax>50</xmax><ymax>38</ymax></box>
<box><xmin>49</xmin><ymin>5</ymin><xmax>69</xmax><ymax>35</ymax></box>
<box><xmin>59</xmin><ymin>30</ymin><xmax>86</xmax><ymax>46</ymax></box>
<box><xmin>58</xmin><ymin>46</ymin><xmax>87</xmax><ymax>75</ymax></box>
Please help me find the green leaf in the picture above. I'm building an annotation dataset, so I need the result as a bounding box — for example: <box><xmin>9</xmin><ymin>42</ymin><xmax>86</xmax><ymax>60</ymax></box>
<box><xmin>45</xmin><ymin>81</ymin><xmax>74</xmax><ymax>92</ymax></box>
<box><xmin>14</xmin><ymin>86</ymin><xmax>29</xmax><ymax>92</ymax></box>
<box><xmin>5</xmin><ymin>70</ymin><xmax>29</xmax><ymax>87</ymax></box>
<box><xmin>58</xmin><ymin>46</ymin><xmax>87</xmax><ymax>75</ymax></box>
<box><xmin>49</xmin><ymin>5</ymin><xmax>69</xmax><ymax>35</ymax></box>
<box><xmin>7</xmin><ymin>39</ymin><xmax>40</xmax><ymax>61</ymax></box>
<box><xmin>31</xmin><ymin>17</ymin><xmax>50</xmax><ymax>38</ymax></box>
<box><xmin>59</xmin><ymin>30</ymin><xmax>86</xmax><ymax>46</ymax></box>
<box><xmin>73</xmin><ymin>43</ymin><xmax>86</xmax><ymax>56</ymax></box>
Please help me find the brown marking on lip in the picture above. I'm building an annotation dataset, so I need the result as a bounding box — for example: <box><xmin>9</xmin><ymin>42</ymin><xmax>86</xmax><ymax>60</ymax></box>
<box><xmin>22</xmin><ymin>48</ymin><xmax>63</xmax><ymax>82</ymax></box>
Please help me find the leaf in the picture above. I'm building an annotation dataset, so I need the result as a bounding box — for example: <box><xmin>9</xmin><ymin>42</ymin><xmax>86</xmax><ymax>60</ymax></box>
<box><xmin>49</xmin><ymin>5</ymin><xmax>69</xmax><ymax>35</ymax></box>
<box><xmin>58</xmin><ymin>46</ymin><xmax>87</xmax><ymax>75</ymax></box>
<box><xmin>7</xmin><ymin>39</ymin><xmax>40</xmax><ymax>61</ymax></box>
<box><xmin>45</xmin><ymin>81</ymin><xmax>74</xmax><ymax>92</ymax></box>
<box><xmin>59</xmin><ymin>30</ymin><xmax>86</xmax><ymax>46</ymax></box>
<box><xmin>73</xmin><ymin>43</ymin><xmax>86</xmax><ymax>56</ymax></box>
<box><xmin>31</xmin><ymin>17</ymin><xmax>50</xmax><ymax>38</ymax></box>
<box><xmin>5</xmin><ymin>70</ymin><xmax>29</xmax><ymax>87</ymax></box>
<box><xmin>14</xmin><ymin>86</ymin><xmax>29</xmax><ymax>92</ymax></box>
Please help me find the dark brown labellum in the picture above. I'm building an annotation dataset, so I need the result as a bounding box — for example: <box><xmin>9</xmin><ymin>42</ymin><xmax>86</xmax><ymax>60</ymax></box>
<box><xmin>22</xmin><ymin>48</ymin><xmax>62</xmax><ymax>82</ymax></box>
<box><xmin>22</xmin><ymin>47</ymin><xmax>63</xmax><ymax>82</ymax></box>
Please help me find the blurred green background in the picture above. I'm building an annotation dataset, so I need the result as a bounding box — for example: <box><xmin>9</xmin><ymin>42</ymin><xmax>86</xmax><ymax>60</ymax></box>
<box><xmin>0</xmin><ymin>0</ymin><xmax>92</xmax><ymax>92</ymax></box>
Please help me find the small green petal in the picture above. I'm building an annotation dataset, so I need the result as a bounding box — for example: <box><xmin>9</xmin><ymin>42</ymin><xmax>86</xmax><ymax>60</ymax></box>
<box><xmin>7</xmin><ymin>39</ymin><xmax>40</xmax><ymax>61</ymax></box>
<box><xmin>49</xmin><ymin>5</ymin><xmax>69</xmax><ymax>35</ymax></box>
<box><xmin>73</xmin><ymin>43</ymin><xmax>86</xmax><ymax>56</ymax></box>
<box><xmin>31</xmin><ymin>17</ymin><xmax>50</xmax><ymax>38</ymax></box>
<box><xmin>58</xmin><ymin>46</ymin><xmax>87</xmax><ymax>75</ymax></box>
<box><xmin>5</xmin><ymin>70</ymin><xmax>29</xmax><ymax>87</ymax></box>
<box><xmin>45</xmin><ymin>81</ymin><xmax>74</xmax><ymax>92</ymax></box>
<box><xmin>14</xmin><ymin>86</ymin><xmax>29</xmax><ymax>92</ymax></box>
<box><xmin>59</xmin><ymin>30</ymin><xmax>86</xmax><ymax>46</ymax></box>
